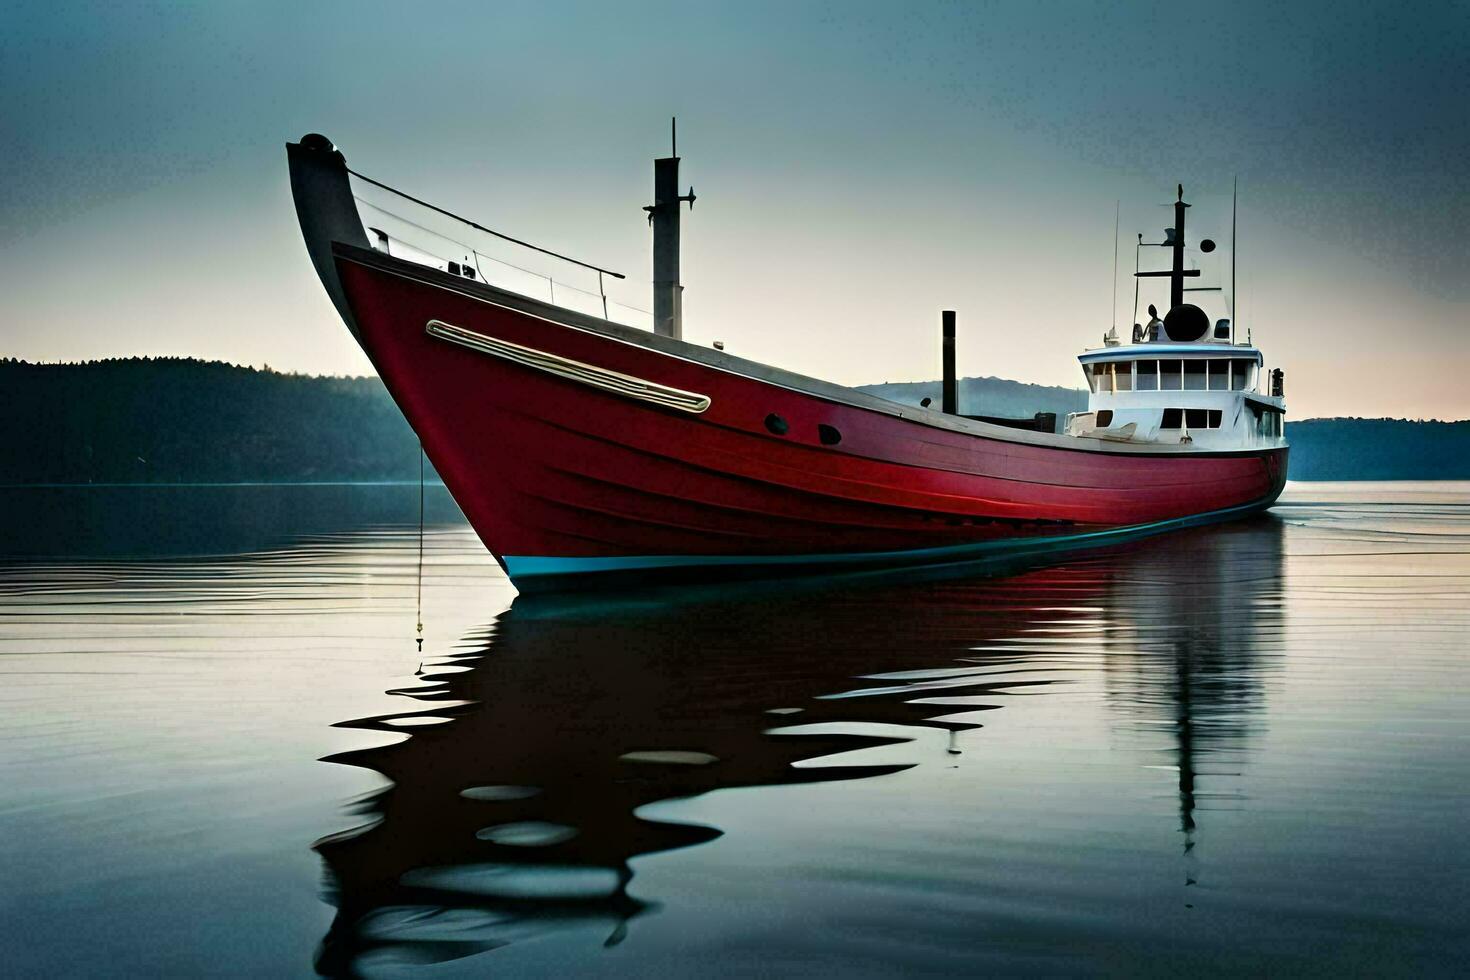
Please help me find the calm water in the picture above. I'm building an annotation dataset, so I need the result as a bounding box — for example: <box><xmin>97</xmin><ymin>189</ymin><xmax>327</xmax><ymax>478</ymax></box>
<box><xmin>1</xmin><ymin>483</ymin><xmax>1466</xmax><ymax>976</ymax></box>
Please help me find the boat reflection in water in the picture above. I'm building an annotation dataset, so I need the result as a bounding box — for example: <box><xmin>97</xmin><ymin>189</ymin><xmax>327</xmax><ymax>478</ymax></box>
<box><xmin>1098</xmin><ymin>513</ymin><xmax>1283</xmax><ymax>890</ymax></box>
<box><xmin>314</xmin><ymin>516</ymin><xmax>1284</xmax><ymax>974</ymax></box>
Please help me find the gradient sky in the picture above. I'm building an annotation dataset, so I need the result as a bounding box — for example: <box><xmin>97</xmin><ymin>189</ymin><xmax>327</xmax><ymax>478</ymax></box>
<box><xmin>3</xmin><ymin>0</ymin><xmax>1466</xmax><ymax>419</ymax></box>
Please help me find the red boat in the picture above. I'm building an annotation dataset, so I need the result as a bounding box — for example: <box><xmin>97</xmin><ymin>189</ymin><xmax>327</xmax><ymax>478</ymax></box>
<box><xmin>287</xmin><ymin>133</ymin><xmax>1287</xmax><ymax>593</ymax></box>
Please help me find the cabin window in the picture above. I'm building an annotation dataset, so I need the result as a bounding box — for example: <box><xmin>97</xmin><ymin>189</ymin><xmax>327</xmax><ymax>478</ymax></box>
<box><xmin>1184</xmin><ymin>360</ymin><xmax>1207</xmax><ymax>390</ymax></box>
<box><xmin>1096</xmin><ymin>410</ymin><xmax>1114</xmax><ymax>427</ymax></box>
<box><xmin>1113</xmin><ymin>363</ymin><xmax>1133</xmax><ymax>391</ymax></box>
<box><xmin>1161</xmin><ymin>359</ymin><xmax>1183</xmax><ymax>390</ymax></box>
<box><xmin>1136</xmin><ymin>360</ymin><xmax>1159</xmax><ymax>391</ymax></box>
<box><xmin>1231</xmin><ymin>359</ymin><xmax>1254</xmax><ymax>391</ymax></box>
<box><xmin>1162</xmin><ymin>407</ymin><xmax>1223</xmax><ymax>430</ymax></box>
<box><xmin>1082</xmin><ymin>364</ymin><xmax>1097</xmax><ymax>393</ymax></box>
<box><xmin>1208</xmin><ymin>360</ymin><xmax>1229</xmax><ymax>391</ymax></box>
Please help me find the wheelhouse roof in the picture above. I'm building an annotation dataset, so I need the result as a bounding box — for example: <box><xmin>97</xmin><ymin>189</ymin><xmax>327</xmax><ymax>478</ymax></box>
<box><xmin>1078</xmin><ymin>344</ymin><xmax>1262</xmax><ymax>364</ymax></box>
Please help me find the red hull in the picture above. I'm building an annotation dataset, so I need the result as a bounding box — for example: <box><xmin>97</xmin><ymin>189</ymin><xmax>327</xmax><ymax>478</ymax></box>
<box><xmin>331</xmin><ymin>247</ymin><xmax>1286</xmax><ymax>591</ymax></box>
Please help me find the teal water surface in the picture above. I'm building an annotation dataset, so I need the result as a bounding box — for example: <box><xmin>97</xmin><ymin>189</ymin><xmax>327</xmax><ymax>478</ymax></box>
<box><xmin>0</xmin><ymin>482</ymin><xmax>1466</xmax><ymax>976</ymax></box>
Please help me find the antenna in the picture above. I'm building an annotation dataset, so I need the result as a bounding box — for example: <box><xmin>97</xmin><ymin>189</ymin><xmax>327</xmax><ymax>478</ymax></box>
<box><xmin>1231</xmin><ymin>175</ymin><xmax>1238</xmax><ymax>344</ymax></box>
<box><xmin>1111</xmin><ymin>200</ymin><xmax>1120</xmax><ymax>332</ymax></box>
<box><xmin>1132</xmin><ymin>233</ymin><xmax>1142</xmax><ymax>325</ymax></box>
<box><xmin>671</xmin><ymin>116</ymin><xmax>677</xmax><ymax>156</ymax></box>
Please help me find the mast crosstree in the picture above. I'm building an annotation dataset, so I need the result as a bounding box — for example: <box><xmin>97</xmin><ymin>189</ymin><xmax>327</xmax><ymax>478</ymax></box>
<box><xmin>1134</xmin><ymin>184</ymin><xmax>1202</xmax><ymax>311</ymax></box>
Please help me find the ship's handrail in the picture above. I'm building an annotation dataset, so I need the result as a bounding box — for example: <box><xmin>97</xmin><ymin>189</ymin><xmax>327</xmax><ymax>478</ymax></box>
<box><xmin>349</xmin><ymin>175</ymin><xmax>654</xmax><ymax>330</ymax></box>
<box><xmin>345</xmin><ymin>167</ymin><xmax>624</xmax><ymax>280</ymax></box>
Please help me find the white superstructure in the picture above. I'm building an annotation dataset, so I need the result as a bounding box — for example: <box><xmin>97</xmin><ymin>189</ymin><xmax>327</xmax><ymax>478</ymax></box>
<box><xmin>1063</xmin><ymin>184</ymin><xmax>1286</xmax><ymax>450</ymax></box>
<box><xmin>1068</xmin><ymin>342</ymin><xmax>1285</xmax><ymax>448</ymax></box>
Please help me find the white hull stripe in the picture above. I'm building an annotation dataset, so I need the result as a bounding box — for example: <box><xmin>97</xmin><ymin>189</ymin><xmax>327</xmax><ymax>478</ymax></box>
<box><xmin>426</xmin><ymin>319</ymin><xmax>712</xmax><ymax>414</ymax></box>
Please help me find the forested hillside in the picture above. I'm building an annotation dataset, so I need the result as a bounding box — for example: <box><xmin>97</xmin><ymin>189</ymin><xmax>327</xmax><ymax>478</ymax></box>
<box><xmin>0</xmin><ymin>358</ymin><xmax>422</xmax><ymax>483</ymax></box>
<box><xmin>1284</xmin><ymin>417</ymin><xmax>1470</xmax><ymax>481</ymax></box>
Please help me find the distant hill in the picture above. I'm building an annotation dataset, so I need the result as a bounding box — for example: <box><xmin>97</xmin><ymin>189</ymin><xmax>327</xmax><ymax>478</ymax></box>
<box><xmin>0</xmin><ymin>358</ymin><xmax>422</xmax><ymax>484</ymax></box>
<box><xmin>1283</xmin><ymin>417</ymin><xmax>1470</xmax><ymax>482</ymax></box>
<box><xmin>0</xmin><ymin>358</ymin><xmax>1464</xmax><ymax>484</ymax></box>
<box><xmin>856</xmin><ymin>377</ymin><xmax>1088</xmax><ymax>420</ymax></box>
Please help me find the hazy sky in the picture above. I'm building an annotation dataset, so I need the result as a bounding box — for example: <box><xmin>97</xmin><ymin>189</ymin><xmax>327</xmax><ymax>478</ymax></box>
<box><xmin>3</xmin><ymin>0</ymin><xmax>1466</xmax><ymax>419</ymax></box>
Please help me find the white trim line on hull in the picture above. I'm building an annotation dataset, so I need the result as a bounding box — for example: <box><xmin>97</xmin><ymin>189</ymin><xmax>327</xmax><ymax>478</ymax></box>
<box><xmin>426</xmin><ymin>319</ymin><xmax>713</xmax><ymax>414</ymax></box>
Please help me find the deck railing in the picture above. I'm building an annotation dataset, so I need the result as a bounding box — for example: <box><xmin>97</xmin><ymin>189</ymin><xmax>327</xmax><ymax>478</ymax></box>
<box><xmin>346</xmin><ymin>170</ymin><xmax>654</xmax><ymax>331</ymax></box>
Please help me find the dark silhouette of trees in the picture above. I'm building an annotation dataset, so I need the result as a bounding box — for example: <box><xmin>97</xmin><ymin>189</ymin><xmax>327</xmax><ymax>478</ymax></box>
<box><xmin>1283</xmin><ymin>417</ymin><xmax>1470</xmax><ymax>481</ymax></box>
<box><xmin>0</xmin><ymin>357</ymin><xmax>422</xmax><ymax>484</ymax></box>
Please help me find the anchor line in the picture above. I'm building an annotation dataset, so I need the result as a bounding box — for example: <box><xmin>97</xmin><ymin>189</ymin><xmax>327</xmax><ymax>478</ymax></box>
<box><xmin>416</xmin><ymin>444</ymin><xmax>425</xmax><ymax>642</ymax></box>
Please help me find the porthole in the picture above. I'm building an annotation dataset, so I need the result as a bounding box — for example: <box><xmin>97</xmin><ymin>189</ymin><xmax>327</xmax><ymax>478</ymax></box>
<box><xmin>817</xmin><ymin>424</ymin><xmax>842</xmax><ymax>445</ymax></box>
<box><xmin>1095</xmin><ymin>410</ymin><xmax>1114</xmax><ymax>427</ymax></box>
<box><xmin>764</xmin><ymin>413</ymin><xmax>789</xmax><ymax>435</ymax></box>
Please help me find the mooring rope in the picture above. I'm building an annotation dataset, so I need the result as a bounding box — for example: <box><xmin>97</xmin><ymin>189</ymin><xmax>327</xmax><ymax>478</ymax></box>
<box><xmin>416</xmin><ymin>444</ymin><xmax>425</xmax><ymax>655</ymax></box>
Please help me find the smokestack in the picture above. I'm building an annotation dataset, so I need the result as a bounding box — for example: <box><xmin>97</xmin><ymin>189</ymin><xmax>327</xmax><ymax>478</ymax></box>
<box><xmin>645</xmin><ymin>118</ymin><xmax>695</xmax><ymax>340</ymax></box>
<box><xmin>942</xmin><ymin>310</ymin><xmax>957</xmax><ymax>415</ymax></box>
